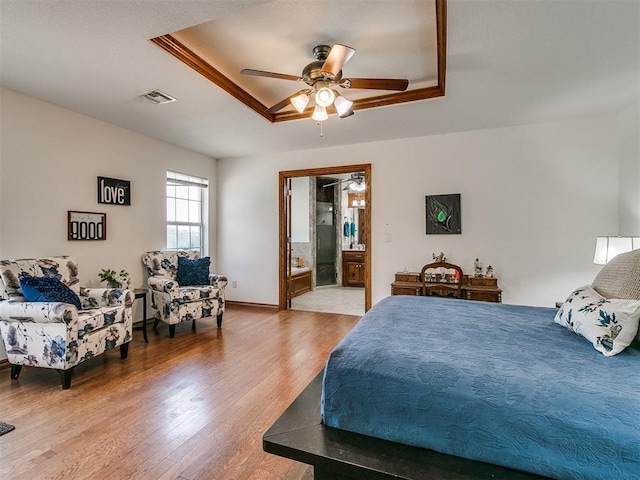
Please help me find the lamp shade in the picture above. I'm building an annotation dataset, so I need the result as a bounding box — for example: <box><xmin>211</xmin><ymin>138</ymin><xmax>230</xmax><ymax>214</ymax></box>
<box><xmin>593</xmin><ymin>236</ymin><xmax>640</xmax><ymax>264</ymax></box>
<box><xmin>290</xmin><ymin>92</ymin><xmax>309</xmax><ymax>113</ymax></box>
<box><xmin>315</xmin><ymin>87</ymin><xmax>336</xmax><ymax>108</ymax></box>
<box><xmin>334</xmin><ymin>95</ymin><xmax>354</xmax><ymax>117</ymax></box>
<box><xmin>349</xmin><ymin>180</ymin><xmax>366</xmax><ymax>192</ymax></box>
<box><xmin>311</xmin><ymin>105</ymin><xmax>328</xmax><ymax>122</ymax></box>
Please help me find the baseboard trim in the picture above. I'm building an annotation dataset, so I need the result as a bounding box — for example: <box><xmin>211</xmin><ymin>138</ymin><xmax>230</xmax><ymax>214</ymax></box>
<box><xmin>226</xmin><ymin>300</ymin><xmax>279</xmax><ymax>310</ymax></box>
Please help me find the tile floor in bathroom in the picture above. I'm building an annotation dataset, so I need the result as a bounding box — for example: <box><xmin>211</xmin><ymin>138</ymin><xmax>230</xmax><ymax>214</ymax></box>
<box><xmin>290</xmin><ymin>285</ymin><xmax>365</xmax><ymax>317</ymax></box>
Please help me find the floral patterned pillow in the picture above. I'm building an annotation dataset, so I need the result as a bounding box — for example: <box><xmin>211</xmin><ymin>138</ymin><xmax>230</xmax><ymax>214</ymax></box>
<box><xmin>554</xmin><ymin>285</ymin><xmax>640</xmax><ymax>356</ymax></box>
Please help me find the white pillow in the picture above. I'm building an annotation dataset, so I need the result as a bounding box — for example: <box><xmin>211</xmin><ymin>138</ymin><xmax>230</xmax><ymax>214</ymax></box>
<box><xmin>554</xmin><ymin>285</ymin><xmax>640</xmax><ymax>356</ymax></box>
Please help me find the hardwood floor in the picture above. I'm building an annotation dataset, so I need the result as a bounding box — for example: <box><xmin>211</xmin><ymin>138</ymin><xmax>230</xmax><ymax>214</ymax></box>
<box><xmin>0</xmin><ymin>305</ymin><xmax>360</xmax><ymax>480</ymax></box>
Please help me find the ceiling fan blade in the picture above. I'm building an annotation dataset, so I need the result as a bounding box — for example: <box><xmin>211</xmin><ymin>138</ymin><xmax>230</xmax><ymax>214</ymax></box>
<box><xmin>265</xmin><ymin>90</ymin><xmax>309</xmax><ymax>114</ymax></box>
<box><xmin>323</xmin><ymin>178</ymin><xmax>355</xmax><ymax>188</ymax></box>
<box><xmin>342</xmin><ymin>180</ymin><xmax>358</xmax><ymax>190</ymax></box>
<box><xmin>322</xmin><ymin>181</ymin><xmax>340</xmax><ymax>188</ymax></box>
<box><xmin>266</xmin><ymin>97</ymin><xmax>294</xmax><ymax>115</ymax></box>
<box><xmin>341</xmin><ymin>77</ymin><xmax>409</xmax><ymax>91</ymax></box>
<box><xmin>321</xmin><ymin>44</ymin><xmax>356</xmax><ymax>76</ymax></box>
<box><xmin>241</xmin><ymin>69</ymin><xmax>303</xmax><ymax>82</ymax></box>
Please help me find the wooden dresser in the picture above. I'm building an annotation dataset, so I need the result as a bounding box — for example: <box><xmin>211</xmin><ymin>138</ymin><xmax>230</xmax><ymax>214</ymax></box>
<box><xmin>391</xmin><ymin>272</ymin><xmax>502</xmax><ymax>303</ymax></box>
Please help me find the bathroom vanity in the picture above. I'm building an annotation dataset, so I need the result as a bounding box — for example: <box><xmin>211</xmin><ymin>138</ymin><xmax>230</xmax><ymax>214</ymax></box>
<box><xmin>290</xmin><ymin>267</ymin><xmax>312</xmax><ymax>298</ymax></box>
<box><xmin>342</xmin><ymin>250</ymin><xmax>366</xmax><ymax>287</ymax></box>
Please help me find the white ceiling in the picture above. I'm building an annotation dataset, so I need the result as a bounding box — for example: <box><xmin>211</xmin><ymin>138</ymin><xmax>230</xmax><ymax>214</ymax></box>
<box><xmin>1</xmin><ymin>0</ymin><xmax>638</xmax><ymax>160</ymax></box>
<box><xmin>171</xmin><ymin>0</ymin><xmax>439</xmax><ymax>109</ymax></box>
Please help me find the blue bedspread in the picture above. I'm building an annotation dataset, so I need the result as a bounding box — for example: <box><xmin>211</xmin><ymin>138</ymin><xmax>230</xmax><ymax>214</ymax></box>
<box><xmin>321</xmin><ymin>295</ymin><xmax>640</xmax><ymax>480</ymax></box>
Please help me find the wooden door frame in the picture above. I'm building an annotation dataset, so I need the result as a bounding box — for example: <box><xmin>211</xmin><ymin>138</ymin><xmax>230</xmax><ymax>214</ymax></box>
<box><xmin>279</xmin><ymin>164</ymin><xmax>372</xmax><ymax>312</ymax></box>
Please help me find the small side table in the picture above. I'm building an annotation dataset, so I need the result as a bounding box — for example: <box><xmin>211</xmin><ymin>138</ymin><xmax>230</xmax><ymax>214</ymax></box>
<box><xmin>133</xmin><ymin>288</ymin><xmax>148</xmax><ymax>343</ymax></box>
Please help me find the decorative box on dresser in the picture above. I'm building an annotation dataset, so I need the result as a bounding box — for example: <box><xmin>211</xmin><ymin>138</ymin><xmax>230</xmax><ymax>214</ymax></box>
<box><xmin>343</xmin><ymin>251</ymin><xmax>365</xmax><ymax>287</ymax></box>
<box><xmin>390</xmin><ymin>272</ymin><xmax>422</xmax><ymax>296</ymax></box>
<box><xmin>464</xmin><ymin>276</ymin><xmax>502</xmax><ymax>302</ymax></box>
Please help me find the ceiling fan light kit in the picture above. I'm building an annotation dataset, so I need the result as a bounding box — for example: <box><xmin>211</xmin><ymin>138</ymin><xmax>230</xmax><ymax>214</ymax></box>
<box><xmin>241</xmin><ymin>43</ymin><xmax>409</xmax><ymax>135</ymax></box>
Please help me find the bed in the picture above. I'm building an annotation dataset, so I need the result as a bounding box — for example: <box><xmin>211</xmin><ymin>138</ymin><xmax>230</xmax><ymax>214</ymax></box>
<box><xmin>264</xmin><ymin>250</ymin><xmax>640</xmax><ymax>480</ymax></box>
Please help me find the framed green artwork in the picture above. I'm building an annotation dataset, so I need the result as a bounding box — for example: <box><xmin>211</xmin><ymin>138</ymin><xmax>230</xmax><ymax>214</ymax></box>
<box><xmin>425</xmin><ymin>194</ymin><xmax>461</xmax><ymax>234</ymax></box>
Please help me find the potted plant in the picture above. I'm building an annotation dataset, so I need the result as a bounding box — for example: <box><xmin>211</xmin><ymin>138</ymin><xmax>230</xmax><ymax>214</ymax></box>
<box><xmin>98</xmin><ymin>268</ymin><xmax>131</xmax><ymax>288</ymax></box>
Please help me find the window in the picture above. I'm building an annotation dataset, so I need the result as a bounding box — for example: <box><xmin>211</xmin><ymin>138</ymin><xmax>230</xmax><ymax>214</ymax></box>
<box><xmin>166</xmin><ymin>171</ymin><xmax>208</xmax><ymax>254</ymax></box>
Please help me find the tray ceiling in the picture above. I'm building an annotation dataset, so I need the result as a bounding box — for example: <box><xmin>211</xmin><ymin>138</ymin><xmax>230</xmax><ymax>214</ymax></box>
<box><xmin>151</xmin><ymin>0</ymin><xmax>446</xmax><ymax>122</ymax></box>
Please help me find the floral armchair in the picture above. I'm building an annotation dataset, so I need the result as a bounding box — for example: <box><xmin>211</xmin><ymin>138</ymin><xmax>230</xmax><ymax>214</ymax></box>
<box><xmin>141</xmin><ymin>251</ymin><xmax>227</xmax><ymax>338</ymax></box>
<box><xmin>0</xmin><ymin>256</ymin><xmax>133</xmax><ymax>389</ymax></box>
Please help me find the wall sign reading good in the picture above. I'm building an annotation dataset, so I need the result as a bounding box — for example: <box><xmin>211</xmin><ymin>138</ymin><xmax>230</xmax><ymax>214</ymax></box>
<box><xmin>68</xmin><ymin>211</ymin><xmax>107</xmax><ymax>240</ymax></box>
<box><xmin>97</xmin><ymin>176</ymin><xmax>131</xmax><ymax>205</ymax></box>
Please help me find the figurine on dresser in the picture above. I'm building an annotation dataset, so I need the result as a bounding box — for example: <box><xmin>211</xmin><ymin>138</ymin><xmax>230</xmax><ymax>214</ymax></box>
<box><xmin>474</xmin><ymin>258</ymin><xmax>483</xmax><ymax>277</ymax></box>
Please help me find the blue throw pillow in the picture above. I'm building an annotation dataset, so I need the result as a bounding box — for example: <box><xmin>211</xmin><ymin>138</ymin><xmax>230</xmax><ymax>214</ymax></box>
<box><xmin>19</xmin><ymin>275</ymin><xmax>82</xmax><ymax>310</ymax></box>
<box><xmin>176</xmin><ymin>256</ymin><xmax>210</xmax><ymax>286</ymax></box>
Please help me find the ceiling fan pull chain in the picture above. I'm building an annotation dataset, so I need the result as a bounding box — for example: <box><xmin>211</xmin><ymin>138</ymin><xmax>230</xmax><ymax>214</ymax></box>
<box><xmin>318</xmin><ymin>121</ymin><xmax>324</xmax><ymax>138</ymax></box>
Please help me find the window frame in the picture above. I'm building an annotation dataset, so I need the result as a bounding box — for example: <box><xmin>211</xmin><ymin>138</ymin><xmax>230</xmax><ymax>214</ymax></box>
<box><xmin>166</xmin><ymin>171</ymin><xmax>208</xmax><ymax>255</ymax></box>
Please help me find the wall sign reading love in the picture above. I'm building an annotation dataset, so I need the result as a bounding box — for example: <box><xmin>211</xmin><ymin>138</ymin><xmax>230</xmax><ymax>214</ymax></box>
<box><xmin>97</xmin><ymin>176</ymin><xmax>131</xmax><ymax>205</ymax></box>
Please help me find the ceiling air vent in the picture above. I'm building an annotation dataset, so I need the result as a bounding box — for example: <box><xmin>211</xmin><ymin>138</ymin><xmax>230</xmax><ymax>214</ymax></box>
<box><xmin>140</xmin><ymin>89</ymin><xmax>177</xmax><ymax>104</ymax></box>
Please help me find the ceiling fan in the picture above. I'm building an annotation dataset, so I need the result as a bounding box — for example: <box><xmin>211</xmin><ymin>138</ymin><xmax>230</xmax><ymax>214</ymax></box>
<box><xmin>241</xmin><ymin>44</ymin><xmax>409</xmax><ymax>120</ymax></box>
<box><xmin>323</xmin><ymin>172</ymin><xmax>366</xmax><ymax>191</ymax></box>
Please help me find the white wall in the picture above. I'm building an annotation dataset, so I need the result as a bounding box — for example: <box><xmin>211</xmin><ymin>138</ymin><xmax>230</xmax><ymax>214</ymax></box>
<box><xmin>618</xmin><ymin>101</ymin><xmax>640</xmax><ymax>235</ymax></box>
<box><xmin>218</xmin><ymin>114</ymin><xmax>624</xmax><ymax>308</ymax></box>
<box><xmin>290</xmin><ymin>176</ymin><xmax>310</xmax><ymax>243</ymax></box>
<box><xmin>0</xmin><ymin>88</ymin><xmax>217</xmax><ymax>359</ymax></box>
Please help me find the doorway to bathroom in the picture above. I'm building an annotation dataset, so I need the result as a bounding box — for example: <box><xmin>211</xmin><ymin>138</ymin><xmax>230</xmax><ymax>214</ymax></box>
<box><xmin>278</xmin><ymin>164</ymin><xmax>371</xmax><ymax>314</ymax></box>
